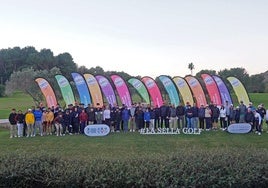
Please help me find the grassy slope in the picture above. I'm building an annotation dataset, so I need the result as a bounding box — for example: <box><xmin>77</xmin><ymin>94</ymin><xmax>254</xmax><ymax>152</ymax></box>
<box><xmin>0</xmin><ymin>92</ymin><xmax>35</xmax><ymax>119</ymax></box>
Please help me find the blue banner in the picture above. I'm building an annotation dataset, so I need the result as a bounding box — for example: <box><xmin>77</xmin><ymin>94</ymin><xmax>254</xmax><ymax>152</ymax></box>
<box><xmin>71</xmin><ymin>72</ymin><xmax>92</xmax><ymax>106</ymax></box>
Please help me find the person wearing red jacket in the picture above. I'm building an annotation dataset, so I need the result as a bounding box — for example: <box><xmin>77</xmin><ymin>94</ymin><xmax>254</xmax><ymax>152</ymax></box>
<box><xmin>79</xmin><ymin>109</ymin><xmax>88</xmax><ymax>134</ymax></box>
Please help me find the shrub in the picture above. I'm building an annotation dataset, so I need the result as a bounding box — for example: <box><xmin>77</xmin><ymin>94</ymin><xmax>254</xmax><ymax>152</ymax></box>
<box><xmin>0</xmin><ymin>149</ymin><xmax>267</xmax><ymax>187</ymax></box>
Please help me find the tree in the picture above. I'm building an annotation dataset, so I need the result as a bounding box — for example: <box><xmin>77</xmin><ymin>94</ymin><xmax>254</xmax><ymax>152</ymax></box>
<box><xmin>195</xmin><ymin>69</ymin><xmax>217</xmax><ymax>78</ymax></box>
<box><xmin>188</xmin><ymin>62</ymin><xmax>195</xmax><ymax>75</ymax></box>
<box><xmin>218</xmin><ymin>67</ymin><xmax>250</xmax><ymax>90</ymax></box>
<box><xmin>5</xmin><ymin>67</ymin><xmax>62</xmax><ymax>105</ymax></box>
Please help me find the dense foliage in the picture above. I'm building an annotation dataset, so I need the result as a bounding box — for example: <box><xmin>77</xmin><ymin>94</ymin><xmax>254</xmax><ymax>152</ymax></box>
<box><xmin>0</xmin><ymin>149</ymin><xmax>267</xmax><ymax>187</ymax></box>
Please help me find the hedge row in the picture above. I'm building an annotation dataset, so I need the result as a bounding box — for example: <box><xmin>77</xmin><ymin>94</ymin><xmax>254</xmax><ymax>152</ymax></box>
<box><xmin>0</xmin><ymin>149</ymin><xmax>267</xmax><ymax>187</ymax></box>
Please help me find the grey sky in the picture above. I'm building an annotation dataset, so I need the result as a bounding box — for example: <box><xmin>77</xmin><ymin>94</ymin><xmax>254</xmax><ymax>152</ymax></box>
<box><xmin>1</xmin><ymin>0</ymin><xmax>267</xmax><ymax>78</ymax></box>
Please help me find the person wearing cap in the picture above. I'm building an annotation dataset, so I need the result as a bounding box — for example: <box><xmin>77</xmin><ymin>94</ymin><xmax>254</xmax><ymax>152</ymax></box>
<box><xmin>25</xmin><ymin>109</ymin><xmax>35</xmax><ymax>137</ymax></box>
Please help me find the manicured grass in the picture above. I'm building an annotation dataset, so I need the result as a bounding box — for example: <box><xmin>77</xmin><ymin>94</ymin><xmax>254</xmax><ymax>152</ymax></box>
<box><xmin>0</xmin><ymin>92</ymin><xmax>35</xmax><ymax>119</ymax></box>
<box><xmin>1</xmin><ymin>128</ymin><xmax>267</xmax><ymax>160</ymax></box>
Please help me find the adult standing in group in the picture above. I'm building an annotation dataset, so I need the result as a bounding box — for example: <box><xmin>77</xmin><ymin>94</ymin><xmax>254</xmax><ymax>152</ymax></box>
<box><xmin>122</xmin><ymin>106</ymin><xmax>130</xmax><ymax>132</ymax></box>
<box><xmin>8</xmin><ymin>108</ymin><xmax>17</xmax><ymax>138</ymax></box>
<box><xmin>33</xmin><ymin>107</ymin><xmax>43</xmax><ymax>136</ymax></box>
<box><xmin>71</xmin><ymin>107</ymin><xmax>80</xmax><ymax>134</ymax></box>
<box><xmin>224</xmin><ymin>101</ymin><xmax>231</xmax><ymax>126</ymax></box>
<box><xmin>154</xmin><ymin>105</ymin><xmax>160</xmax><ymax>129</ymax></box>
<box><xmin>211</xmin><ymin>104</ymin><xmax>220</xmax><ymax>130</ymax></box>
<box><xmin>239</xmin><ymin>101</ymin><xmax>247</xmax><ymax>123</ymax></box>
<box><xmin>129</xmin><ymin>103</ymin><xmax>136</xmax><ymax>132</ymax></box>
<box><xmin>103</xmin><ymin>105</ymin><xmax>111</xmax><ymax>131</ymax></box>
<box><xmin>169</xmin><ymin>104</ymin><xmax>177</xmax><ymax>129</ymax></box>
<box><xmin>198</xmin><ymin>104</ymin><xmax>205</xmax><ymax>130</ymax></box>
<box><xmin>46</xmin><ymin>108</ymin><xmax>54</xmax><ymax>135</ymax></box>
<box><xmin>160</xmin><ymin>102</ymin><xmax>169</xmax><ymax>128</ymax></box>
<box><xmin>79</xmin><ymin>109</ymin><xmax>88</xmax><ymax>134</ymax></box>
<box><xmin>219</xmin><ymin>105</ymin><xmax>227</xmax><ymax>130</ymax></box>
<box><xmin>176</xmin><ymin>102</ymin><xmax>185</xmax><ymax>129</ymax></box>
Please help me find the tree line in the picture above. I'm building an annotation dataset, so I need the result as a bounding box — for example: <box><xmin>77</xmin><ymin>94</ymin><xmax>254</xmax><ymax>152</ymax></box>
<box><xmin>0</xmin><ymin>46</ymin><xmax>267</xmax><ymax>101</ymax></box>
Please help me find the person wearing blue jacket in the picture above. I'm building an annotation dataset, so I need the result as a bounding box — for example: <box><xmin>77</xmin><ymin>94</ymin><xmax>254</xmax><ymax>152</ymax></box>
<box><xmin>33</xmin><ymin>107</ymin><xmax>43</xmax><ymax>136</ymax></box>
<box><xmin>122</xmin><ymin>107</ymin><xmax>130</xmax><ymax>132</ymax></box>
<box><xmin>144</xmin><ymin>108</ymin><xmax>151</xmax><ymax>129</ymax></box>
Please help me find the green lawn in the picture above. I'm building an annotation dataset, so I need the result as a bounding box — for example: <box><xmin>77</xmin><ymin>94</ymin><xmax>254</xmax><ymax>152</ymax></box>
<box><xmin>1</xmin><ymin>128</ymin><xmax>267</xmax><ymax>160</ymax></box>
<box><xmin>0</xmin><ymin>92</ymin><xmax>35</xmax><ymax>119</ymax></box>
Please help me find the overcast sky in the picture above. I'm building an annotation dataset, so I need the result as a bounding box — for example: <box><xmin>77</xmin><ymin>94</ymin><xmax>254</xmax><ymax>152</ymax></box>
<box><xmin>1</xmin><ymin>0</ymin><xmax>267</xmax><ymax>78</ymax></box>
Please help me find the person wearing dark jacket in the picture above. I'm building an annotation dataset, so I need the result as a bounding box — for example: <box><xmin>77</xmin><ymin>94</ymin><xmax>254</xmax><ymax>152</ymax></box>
<box><xmin>245</xmin><ymin>108</ymin><xmax>254</xmax><ymax>131</ymax></box>
<box><xmin>15</xmin><ymin>110</ymin><xmax>24</xmax><ymax>137</ymax></box>
<box><xmin>8</xmin><ymin>108</ymin><xmax>17</xmax><ymax>138</ymax></box>
<box><xmin>198</xmin><ymin>104</ymin><xmax>205</xmax><ymax>129</ymax></box>
<box><xmin>176</xmin><ymin>103</ymin><xmax>185</xmax><ymax>129</ymax></box>
<box><xmin>160</xmin><ymin>103</ymin><xmax>169</xmax><ymax>128</ymax></box>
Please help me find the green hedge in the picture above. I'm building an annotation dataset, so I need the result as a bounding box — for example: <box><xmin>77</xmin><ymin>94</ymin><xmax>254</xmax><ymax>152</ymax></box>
<box><xmin>0</xmin><ymin>149</ymin><xmax>267</xmax><ymax>187</ymax></box>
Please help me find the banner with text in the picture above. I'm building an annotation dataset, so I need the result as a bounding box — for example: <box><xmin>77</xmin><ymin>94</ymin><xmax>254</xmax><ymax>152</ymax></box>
<box><xmin>158</xmin><ymin>75</ymin><xmax>180</xmax><ymax>106</ymax></box>
<box><xmin>184</xmin><ymin>75</ymin><xmax>207</xmax><ymax>107</ymax></box>
<box><xmin>142</xmin><ymin>76</ymin><xmax>163</xmax><ymax>107</ymax></box>
<box><xmin>213</xmin><ymin>75</ymin><xmax>233</xmax><ymax>105</ymax></box>
<box><xmin>35</xmin><ymin>77</ymin><xmax>57</xmax><ymax>108</ymax></box>
<box><xmin>173</xmin><ymin>76</ymin><xmax>194</xmax><ymax>106</ymax></box>
<box><xmin>227</xmin><ymin>76</ymin><xmax>250</xmax><ymax>105</ymax></box>
<box><xmin>55</xmin><ymin>74</ymin><xmax>75</xmax><ymax>106</ymax></box>
<box><xmin>84</xmin><ymin>73</ymin><xmax>104</xmax><ymax>107</ymax></box>
<box><xmin>128</xmin><ymin>78</ymin><xmax>150</xmax><ymax>104</ymax></box>
<box><xmin>95</xmin><ymin>75</ymin><xmax>117</xmax><ymax>107</ymax></box>
<box><xmin>111</xmin><ymin>74</ymin><xmax>132</xmax><ymax>108</ymax></box>
<box><xmin>201</xmin><ymin>74</ymin><xmax>222</xmax><ymax>106</ymax></box>
<box><xmin>71</xmin><ymin>72</ymin><xmax>92</xmax><ymax>106</ymax></box>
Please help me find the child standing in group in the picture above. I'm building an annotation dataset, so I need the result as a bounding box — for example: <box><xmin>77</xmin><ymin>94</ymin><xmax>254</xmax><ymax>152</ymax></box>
<box><xmin>15</xmin><ymin>110</ymin><xmax>24</xmax><ymax>137</ymax></box>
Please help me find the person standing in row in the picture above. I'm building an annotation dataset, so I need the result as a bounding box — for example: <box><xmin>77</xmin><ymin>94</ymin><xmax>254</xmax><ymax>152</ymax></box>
<box><xmin>25</xmin><ymin>109</ymin><xmax>35</xmax><ymax>137</ymax></box>
<box><xmin>15</xmin><ymin>110</ymin><xmax>24</xmax><ymax>137</ymax></box>
<box><xmin>8</xmin><ymin>108</ymin><xmax>17</xmax><ymax>138</ymax></box>
<box><xmin>33</xmin><ymin>107</ymin><xmax>43</xmax><ymax>136</ymax></box>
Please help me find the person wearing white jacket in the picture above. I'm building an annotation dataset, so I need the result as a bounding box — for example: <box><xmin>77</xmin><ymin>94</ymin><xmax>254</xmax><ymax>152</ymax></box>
<box><xmin>219</xmin><ymin>105</ymin><xmax>227</xmax><ymax>130</ymax></box>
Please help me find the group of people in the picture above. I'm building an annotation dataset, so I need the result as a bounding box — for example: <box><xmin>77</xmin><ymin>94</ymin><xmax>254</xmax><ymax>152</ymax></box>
<box><xmin>8</xmin><ymin>100</ymin><xmax>268</xmax><ymax>138</ymax></box>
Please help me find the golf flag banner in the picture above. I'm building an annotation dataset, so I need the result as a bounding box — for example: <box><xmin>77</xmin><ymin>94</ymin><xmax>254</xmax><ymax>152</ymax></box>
<box><xmin>84</xmin><ymin>73</ymin><xmax>103</xmax><ymax>107</ymax></box>
<box><xmin>55</xmin><ymin>75</ymin><xmax>75</xmax><ymax>106</ymax></box>
<box><xmin>158</xmin><ymin>75</ymin><xmax>180</xmax><ymax>106</ymax></box>
<box><xmin>185</xmin><ymin>75</ymin><xmax>207</xmax><ymax>107</ymax></box>
<box><xmin>173</xmin><ymin>76</ymin><xmax>194</xmax><ymax>106</ymax></box>
<box><xmin>213</xmin><ymin>75</ymin><xmax>233</xmax><ymax>104</ymax></box>
<box><xmin>128</xmin><ymin>78</ymin><xmax>150</xmax><ymax>105</ymax></box>
<box><xmin>111</xmin><ymin>74</ymin><xmax>132</xmax><ymax>108</ymax></box>
<box><xmin>71</xmin><ymin>72</ymin><xmax>92</xmax><ymax>106</ymax></box>
<box><xmin>95</xmin><ymin>75</ymin><xmax>117</xmax><ymax>107</ymax></box>
<box><xmin>35</xmin><ymin>77</ymin><xmax>57</xmax><ymax>108</ymax></box>
<box><xmin>142</xmin><ymin>76</ymin><xmax>163</xmax><ymax>107</ymax></box>
<box><xmin>227</xmin><ymin>76</ymin><xmax>250</xmax><ymax>105</ymax></box>
<box><xmin>201</xmin><ymin>74</ymin><xmax>222</xmax><ymax>106</ymax></box>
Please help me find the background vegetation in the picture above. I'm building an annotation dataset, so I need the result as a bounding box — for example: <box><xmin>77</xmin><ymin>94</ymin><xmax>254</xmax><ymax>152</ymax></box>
<box><xmin>1</xmin><ymin>46</ymin><xmax>268</xmax><ymax>105</ymax></box>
